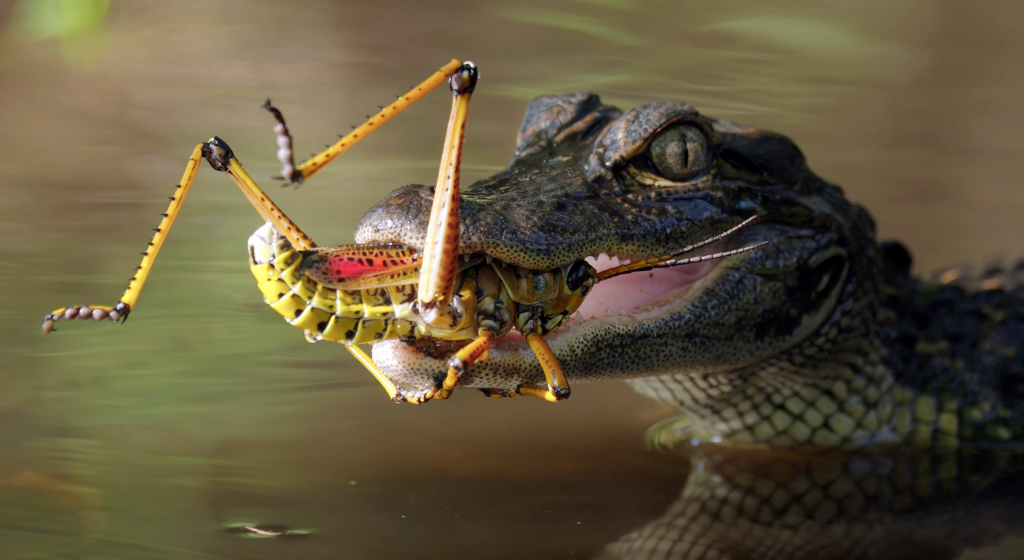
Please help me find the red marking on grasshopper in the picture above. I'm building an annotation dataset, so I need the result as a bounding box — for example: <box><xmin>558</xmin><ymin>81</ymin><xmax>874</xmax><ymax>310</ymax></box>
<box><xmin>301</xmin><ymin>245</ymin><xmax>422</xmax><ymax>289</ymax></box>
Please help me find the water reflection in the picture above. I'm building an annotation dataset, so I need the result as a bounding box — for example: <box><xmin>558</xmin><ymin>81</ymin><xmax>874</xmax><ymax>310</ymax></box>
<box><xmin>601</xmin><ymin>428</ymin><xmax>1024</xmax><ymax>559</ymax></box>
<box><xmin>0</xmin><ymin>469</ymin><xmax>104</xmax><ymax>557</ymax></box>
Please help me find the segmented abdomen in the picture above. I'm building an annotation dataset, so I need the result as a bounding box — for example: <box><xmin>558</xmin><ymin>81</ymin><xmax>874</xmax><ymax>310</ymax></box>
<box><xmin>250</xmin><ymin>238</ymin><xmax>417</xmax><ymax>345</ymax></box>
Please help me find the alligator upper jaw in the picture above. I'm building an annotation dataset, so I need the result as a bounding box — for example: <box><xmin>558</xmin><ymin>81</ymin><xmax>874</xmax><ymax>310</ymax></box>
<box><xmin>371</xmin><ymin>252</ymin><xmax>729</xmax><ymax>391</ymax></box>
<box><xmin>353</xmin><ymin>182</ymin><xmax>741</xmax><ymax>272</ymax></box>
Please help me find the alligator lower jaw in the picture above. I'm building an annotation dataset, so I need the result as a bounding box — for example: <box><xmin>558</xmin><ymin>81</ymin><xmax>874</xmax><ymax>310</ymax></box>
<box><xmin>371</xmin><ymin>255</ymin><xmax>726</xmax><ymax>391</ymax></box>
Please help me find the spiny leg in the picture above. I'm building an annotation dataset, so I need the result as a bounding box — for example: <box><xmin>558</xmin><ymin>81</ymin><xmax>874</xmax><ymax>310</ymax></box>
<box><xmin>516</xmin><ymin>332</ymin><xmax>571</xmax><ymax>402</ymax></box>
<box><xmin>417</xmin><ymin>62</ymin><xmax>478</xmax><ymax>317</ymax></box>
<box><xmin>42</xmin><ymin>144</ymin><xmax>204</xmax><ymax>333</ymax></box>
<box><xmin>264</xmin><ymin>59</ymin><xmax>465</xmax><ymax>186</ymax></box>
<box><xmin>202</xmin><ymin>137</ymin><xmax>316</xmax><ymax>251</ymax></box>
<box><xmin>42</xmin><ymin>138</ymin><xmax>318</xmax><ymax>334</ymax></box>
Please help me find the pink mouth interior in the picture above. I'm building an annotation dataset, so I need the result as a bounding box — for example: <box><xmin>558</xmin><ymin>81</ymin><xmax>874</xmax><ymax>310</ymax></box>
<box><xmin>576</xmin><ymin>254</ymin><xmax>720</xmax><ymax>320</ymax></box>
<box><xmin>490</xmin><ymin>253</ymin><xmax>719</xmax><ymax>347</ymax></box>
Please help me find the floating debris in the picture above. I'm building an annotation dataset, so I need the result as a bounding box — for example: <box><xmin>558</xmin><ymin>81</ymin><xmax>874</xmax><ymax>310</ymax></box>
<box><xmin>223</xmin><ymin>523</ymin><xmax>312</xmax><ymax>539</ymax></box>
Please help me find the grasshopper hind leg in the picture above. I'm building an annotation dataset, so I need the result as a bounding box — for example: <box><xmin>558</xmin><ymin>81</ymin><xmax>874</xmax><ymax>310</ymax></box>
<box><xmin>41</xmin><ymin>143</ymin><xmax>206</xmax><ymax>334</ymax></box>
<box><xmin>41</xmin><ymin>137</ymin><xmax>316</xmax><ymax>336</ymax></box>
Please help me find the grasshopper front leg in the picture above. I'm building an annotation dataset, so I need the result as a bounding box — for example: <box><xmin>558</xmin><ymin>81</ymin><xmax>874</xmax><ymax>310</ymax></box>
<box><xmin>476</xmin><ymin>334</ymin><xmax>572</xmax><ymax>402</ymax></box>
<box><xmin>518</xmin><ymin>333</ymin><xmax>571</xmax><ymax>402</ymax></box>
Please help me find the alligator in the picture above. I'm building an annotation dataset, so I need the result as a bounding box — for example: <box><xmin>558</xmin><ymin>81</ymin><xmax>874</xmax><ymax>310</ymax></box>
<box><xmin>354</xmin><ymin>92</ymin><xmax>1024</xmax><ymax>451</ymax></box>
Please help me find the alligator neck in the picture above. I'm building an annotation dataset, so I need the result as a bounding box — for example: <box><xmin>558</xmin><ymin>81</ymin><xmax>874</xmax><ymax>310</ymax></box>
<box><xmin>630</xmin><ymin>238</ymin><xmax>1024</xmax><ymax>451</ymax></box>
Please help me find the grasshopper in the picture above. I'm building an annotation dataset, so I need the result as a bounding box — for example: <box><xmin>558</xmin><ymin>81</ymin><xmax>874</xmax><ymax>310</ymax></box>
<box><xmin>41</xmin><ymin>60</ymin><xmax>767</xmax><ymax>403</ymax></box>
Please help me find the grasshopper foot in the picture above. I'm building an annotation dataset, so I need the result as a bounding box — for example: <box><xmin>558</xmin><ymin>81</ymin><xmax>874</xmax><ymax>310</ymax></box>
<box><xmin>479</xmin><ymin>388</ymin><xmax>516</xmax><ymax>398</ymax></box>
<box><xmin>394</xmin><ymin>377</ymin><xmax>445</xmax><ymax>404</ymax></box>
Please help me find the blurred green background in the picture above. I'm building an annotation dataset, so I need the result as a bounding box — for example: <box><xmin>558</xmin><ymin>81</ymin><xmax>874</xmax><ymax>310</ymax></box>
<box><xmin>2</xmin><ymin>0</ymin><xmax>1024</xmax><ymax>558</ymax></box>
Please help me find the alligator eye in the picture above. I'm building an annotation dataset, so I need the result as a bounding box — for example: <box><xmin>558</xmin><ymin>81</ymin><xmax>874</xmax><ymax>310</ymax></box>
<box><xmin>646</xmin><ymin>124</ymin><xmax>709</xmax><ymax>182</ymax></box>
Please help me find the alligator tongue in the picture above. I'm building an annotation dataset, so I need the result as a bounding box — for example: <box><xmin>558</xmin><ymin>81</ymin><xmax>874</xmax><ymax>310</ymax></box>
<box><xmin>578</xmin><ymin>254</ymin><xmax>719</xmax><ymax>319</ymax></box>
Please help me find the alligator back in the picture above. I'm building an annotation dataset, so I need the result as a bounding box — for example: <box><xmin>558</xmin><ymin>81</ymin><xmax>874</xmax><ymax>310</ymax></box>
<box><xmin>879</xmin><ymin>241</ymin><xmax>1024</xmax><ymax>439</ymax></box>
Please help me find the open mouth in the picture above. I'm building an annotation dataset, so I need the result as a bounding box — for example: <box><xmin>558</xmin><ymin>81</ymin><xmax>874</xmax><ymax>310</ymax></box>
<box><xmin>481</xmin><ymin>252</ymin><xmax>723</xmax><ymax>349</ymax></box>
<box><xmin>372</xmin><ymin>249</ymin><xmax>727</xmax><ymax>389</ymax></box>
<box><xmin>577</xmin><ymin>253</ymin><xmax>721</xmax><ymax>322</ymax></box>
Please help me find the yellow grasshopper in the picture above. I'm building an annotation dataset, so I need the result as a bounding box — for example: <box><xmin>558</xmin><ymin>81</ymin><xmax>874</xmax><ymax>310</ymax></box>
<box><xmin>41</xmin><ymin>60</ymin><xmax>767</xmax><ymax>403</ymax></box>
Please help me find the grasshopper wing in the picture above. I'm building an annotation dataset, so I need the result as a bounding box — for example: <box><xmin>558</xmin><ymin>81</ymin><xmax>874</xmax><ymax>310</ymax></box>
<box><xmin>299</xmin><ymin>245</ymin><xmax>422</xmax><ymax>289</ymax></box>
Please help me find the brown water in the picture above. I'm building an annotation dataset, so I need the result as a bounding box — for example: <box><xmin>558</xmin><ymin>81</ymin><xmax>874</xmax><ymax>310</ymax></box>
<box><xmin>3</xmin><ymin>0</ymin><xmax>1024</xmax><ymax>558</ymax></box>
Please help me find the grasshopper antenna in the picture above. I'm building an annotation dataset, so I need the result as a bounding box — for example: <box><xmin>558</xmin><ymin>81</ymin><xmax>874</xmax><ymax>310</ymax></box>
<box><xmin>597</xmin><ymin>216</ymin><xmax>768</xmax><ymax>281</ymax></box>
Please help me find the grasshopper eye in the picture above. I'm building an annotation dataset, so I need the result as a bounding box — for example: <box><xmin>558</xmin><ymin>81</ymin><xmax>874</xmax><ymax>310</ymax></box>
<box><xmin>566</xmin><ymin>260</ymin><xmax>595</xmax><ymax>292</ymax></box>
<box><xmin>645</xmin><ymin>124</ymin><xmax>709</xmax><ymax>182</ymax></box>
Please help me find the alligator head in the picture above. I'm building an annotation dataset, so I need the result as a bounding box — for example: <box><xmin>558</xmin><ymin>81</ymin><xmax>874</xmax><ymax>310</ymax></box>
<box><xmin>357</xmin><ymin>92</ymin><xmax>887</xmax><ymax>449</ymax></box>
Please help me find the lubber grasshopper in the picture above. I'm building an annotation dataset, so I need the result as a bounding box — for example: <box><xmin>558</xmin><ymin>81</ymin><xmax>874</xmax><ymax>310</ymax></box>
<box><xmin>41</xmin><ymin>59</ymin><xmax>768</xmax><ymax>404</ymax></box>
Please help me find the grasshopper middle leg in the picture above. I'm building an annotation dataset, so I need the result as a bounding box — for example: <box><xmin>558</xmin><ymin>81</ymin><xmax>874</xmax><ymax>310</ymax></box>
<box><xmin>262</xmin><ymin>59</ymin><xmax>465</xmax><ymax>186</ymax></box>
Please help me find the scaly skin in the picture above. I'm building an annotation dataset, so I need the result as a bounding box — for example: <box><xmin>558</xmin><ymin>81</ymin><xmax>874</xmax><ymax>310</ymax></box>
<box><xmin>596</xmin><ymin>442</ymin><xmax>1024</xmax><ymax>560</ymax></box>
<box><xmin>347</xmin><ymin>92</ymin><xmax>1024</xmax><ymax>451</ymax></box>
